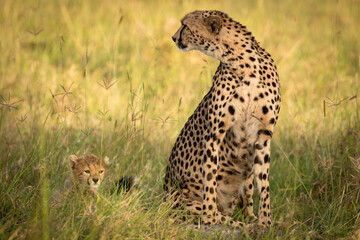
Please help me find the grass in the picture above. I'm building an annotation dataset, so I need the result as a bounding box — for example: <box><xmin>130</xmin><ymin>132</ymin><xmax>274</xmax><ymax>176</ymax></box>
<box><xmin>0</xmin><ymin>0</ymin><xmax>359</xmax><ymax>239</ymax></box>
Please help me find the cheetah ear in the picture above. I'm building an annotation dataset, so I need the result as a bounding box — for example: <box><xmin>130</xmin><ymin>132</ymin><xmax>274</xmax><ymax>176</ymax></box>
<box><xmin>204</xmin><ymin>15</ymin><xmax>222</xmax><ymax>34</ymax></box>
<box><xmin>69</xmin><ymin>155</ymin><xmax>78</xmax><ymax>169</ymax></box>
<box><xmin>103</xmin><ymin>156</ymin><xmax>110</xmax><ymax>166</ymax></box>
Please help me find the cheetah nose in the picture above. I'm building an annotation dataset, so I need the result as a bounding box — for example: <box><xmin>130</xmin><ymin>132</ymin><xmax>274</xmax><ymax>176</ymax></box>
<box><xmin>93</xmin><ymin>178</ymin><xmax>99</xmax><ymax>184</ymax></box>
<box><xmin>172</xmin><ymin>36</ymin><xmax>176</xmax><ymax>42</ymax></box>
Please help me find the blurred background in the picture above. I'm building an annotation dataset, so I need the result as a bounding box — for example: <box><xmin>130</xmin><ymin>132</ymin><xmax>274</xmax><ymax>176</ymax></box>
<box><xmin>0</xmin><ymin>0</ymin><xmax>359</xmax><ymax>239</ymax></box>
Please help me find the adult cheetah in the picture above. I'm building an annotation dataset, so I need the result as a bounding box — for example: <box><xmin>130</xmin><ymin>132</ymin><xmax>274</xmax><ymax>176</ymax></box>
<box><xmin>164</xmin><ymin>10</ymin><xmax>281</xmax><ymax>228</ymax></box>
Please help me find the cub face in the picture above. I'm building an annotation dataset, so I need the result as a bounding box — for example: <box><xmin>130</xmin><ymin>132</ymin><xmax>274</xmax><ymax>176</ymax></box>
<box><xmin>172</xmin><ymin>10</ymin><xmax>226</xmax><ymax>59</ymax></box>
<box><xmin>69</xmin><ymin>154</ymin><xmax>107</xmax><ymax>194</ymax></box>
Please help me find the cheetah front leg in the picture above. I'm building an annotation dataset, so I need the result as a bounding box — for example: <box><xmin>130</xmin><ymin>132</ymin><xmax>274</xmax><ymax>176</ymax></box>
<box><xmin>201</xmin><ymin>104</ymin><xmax>244</xmax><ymax>227</ymax></box>
<box><xmin>242</xmin><ymin>173</ymin><xmax>256</xmax><ymax>220</ymax></box>
<box><xmin>253</xmin><ymin>129</ymin><xmax>273</xmax><ymax>226</ymax></box>
<box><xmin>201</xmin><ymin>138</ymin><xmax>222</xmax><ymax>225</ymax></box>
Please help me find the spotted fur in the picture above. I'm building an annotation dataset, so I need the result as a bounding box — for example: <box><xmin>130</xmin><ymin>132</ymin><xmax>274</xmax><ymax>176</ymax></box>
<box><xmin>164</xmin><ymin>10</ymin><xmax>281</xmax><ymax>228</ymax></box>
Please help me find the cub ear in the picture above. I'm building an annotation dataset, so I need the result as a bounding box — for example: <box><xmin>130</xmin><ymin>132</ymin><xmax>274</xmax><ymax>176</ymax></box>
<box><xmin>69</xmin><ymin>155</ymin><xmax>78</xmax><ymax>169</ymax></box>
<box><xmin>103</xmin><ymin>156</ymin><xmax>110</xmax><ymax>166</ymax></box>
<box><xmin>205</xmin><ymin>15</ymin><xmax>222</xmax><ymax>34</ymax></box>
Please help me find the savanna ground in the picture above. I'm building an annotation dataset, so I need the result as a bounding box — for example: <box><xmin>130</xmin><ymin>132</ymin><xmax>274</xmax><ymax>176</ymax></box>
<box><xmin>1</xmin><ymin>0</ymin><xmax>359</xmax><ymax>239</ymax></box>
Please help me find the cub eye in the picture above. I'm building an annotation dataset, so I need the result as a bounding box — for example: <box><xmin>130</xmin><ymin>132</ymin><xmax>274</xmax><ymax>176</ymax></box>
<box><xmin>99</xmin><ymin>170</ymin><xmax>104</xmax><ymax>174</ymax></box>
<box><xmin>84</xmin><ymin>170</ymin><xmax>91</xmax><ymax>174</ymax></box>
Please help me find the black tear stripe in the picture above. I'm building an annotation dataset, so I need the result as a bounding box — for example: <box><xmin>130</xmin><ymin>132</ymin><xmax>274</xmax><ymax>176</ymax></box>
<box><xmin>178</xmin><ymin>25</ymin><xmax>187</xmax><ymax>48</ymax></box>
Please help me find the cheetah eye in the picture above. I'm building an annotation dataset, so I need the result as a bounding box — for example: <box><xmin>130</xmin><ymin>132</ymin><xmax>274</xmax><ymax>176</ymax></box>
<box><xmin>84</xmin><ymin>170</ymin><xmax>90</xmax><ymax>174</ymax></box>
<box><xmin>99</xmin><ymin>170</ymin><xmax>104</xmax><ymax>174</ymax></box>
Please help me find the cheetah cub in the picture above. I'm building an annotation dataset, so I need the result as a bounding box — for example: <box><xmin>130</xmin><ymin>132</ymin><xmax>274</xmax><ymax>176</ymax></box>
<box><xmin>68</xmin><ymin>154</ymin><xmax>107</xmax><ymax>194</ymax></box>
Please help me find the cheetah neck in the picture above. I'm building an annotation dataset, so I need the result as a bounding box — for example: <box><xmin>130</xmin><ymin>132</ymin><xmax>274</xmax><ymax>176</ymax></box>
<box><xmin>215</xmin><ymin>23</ymin><xmax>263</xmax><ymax>80</ymax></box>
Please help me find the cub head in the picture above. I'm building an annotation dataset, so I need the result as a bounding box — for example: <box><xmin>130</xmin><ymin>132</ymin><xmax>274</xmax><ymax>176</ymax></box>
<box><xmin>172</xmin><ymin>10</ymin><xmax>228</xmax><ymax>59</ymax></box>
<box><xmin>69</xmin><ymin>154</ymin><xmax>107</xmax><ymax>194</ymax></box>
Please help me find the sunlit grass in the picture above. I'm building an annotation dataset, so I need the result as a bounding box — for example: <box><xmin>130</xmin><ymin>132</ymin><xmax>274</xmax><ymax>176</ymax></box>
<box><xmin>0</xmin><ymin>0</ymin><xmax>359</xmax><ymax>239</ymax></box>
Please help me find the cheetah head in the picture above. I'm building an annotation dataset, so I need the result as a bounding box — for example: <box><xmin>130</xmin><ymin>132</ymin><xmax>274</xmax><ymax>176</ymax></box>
<box><xmin>69</xmin><ymin>154</ymin><xmax>107</xmax><ymax>194</ymax></box>
<box><xmin>172</xmin><ymin>10</ymin><xmax>228</xmax><ymax>60</ymax></box>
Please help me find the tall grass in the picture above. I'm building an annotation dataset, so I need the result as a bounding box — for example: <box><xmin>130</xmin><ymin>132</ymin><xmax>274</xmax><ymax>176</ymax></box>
<box><xmin>0</xmin><ymin>0</ymin><xmax>359</xmax><ymax>239</ymax></box>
